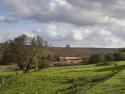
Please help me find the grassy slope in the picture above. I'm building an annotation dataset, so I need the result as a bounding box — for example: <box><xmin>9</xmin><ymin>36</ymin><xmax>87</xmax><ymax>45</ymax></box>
<box><xmin>0</xmin><ymin>65</ymin><xmax>18</xmax><ymax>76</ymax></box>
<box><xmin>0</xmin><ymin>61</ymin><xmax>125</xmax><ymax>94</ymax></box>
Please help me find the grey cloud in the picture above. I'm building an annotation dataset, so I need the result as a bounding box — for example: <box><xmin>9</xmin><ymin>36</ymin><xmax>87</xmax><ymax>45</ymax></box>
<box><xmin>1</xmin><ymin>0</ymin><xmax>125</xmax><ymax>26</ymax></box>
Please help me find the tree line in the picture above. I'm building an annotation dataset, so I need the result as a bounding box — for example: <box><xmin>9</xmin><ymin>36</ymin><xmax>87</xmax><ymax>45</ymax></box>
<box><xmin>85</xmin><ymin>49</ymin><xmax>125</xmax><ymax>65</ymax></box>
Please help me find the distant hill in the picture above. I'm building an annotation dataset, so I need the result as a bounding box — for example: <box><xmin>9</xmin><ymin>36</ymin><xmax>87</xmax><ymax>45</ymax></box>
<box><xmin>46</xmin><ymin>47</ymin><xmax>121</xmax><ymax>57</ymax></box>
<box><xmin>0</xmin><ymin>43</ymin><xmax>121</xmax><ymax>57</ymax></box>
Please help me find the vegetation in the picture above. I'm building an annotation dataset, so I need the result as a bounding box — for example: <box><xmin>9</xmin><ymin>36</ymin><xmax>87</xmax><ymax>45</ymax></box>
<box><xmin>104</xmin><ymin>53</ymin><xmax>113</xmax><ymax>61</ymax></box>
<box><xmin>85</xmin><ymin>49</ymin><xmax>125</xmax><ymax>65</ymax></box>
<box><xmin>1</xmin><ymin>34</ymin><xmax>125</xmax><ymax>94</ymax></box>
<box><xmin>88</xmin><ymin>53</ymin><xmax>104</xmax><ymax>64</ymax></box>
<box><xmin>1</xmin><ymin>34</ymin><xmax>50</xmax><ymax>72</ymax></box>
<box><xmin>0</xmin><ymin>61</ymin><xmax>125</xmax><ymax>94</ymax></box>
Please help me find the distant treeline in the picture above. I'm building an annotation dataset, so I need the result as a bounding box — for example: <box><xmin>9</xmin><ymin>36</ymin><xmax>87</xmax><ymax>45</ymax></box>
<box><xmin>83</xmin><ymin>49</ymin><xmax>125</xmax><ymax>65</ymax></box>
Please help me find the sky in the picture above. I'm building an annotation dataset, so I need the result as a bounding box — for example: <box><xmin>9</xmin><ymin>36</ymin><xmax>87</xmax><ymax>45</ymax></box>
<box><xmin>0</xmin><ymin>0</ymin><xmax>125</xmax><ymax>48</ymax></box>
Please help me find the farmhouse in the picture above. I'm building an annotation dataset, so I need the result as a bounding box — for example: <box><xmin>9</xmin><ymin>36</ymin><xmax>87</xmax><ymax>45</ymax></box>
<box><xmin>59</xmin><ymin>56</ymin><xmax>82</xmax><ymax>63</ymax></box>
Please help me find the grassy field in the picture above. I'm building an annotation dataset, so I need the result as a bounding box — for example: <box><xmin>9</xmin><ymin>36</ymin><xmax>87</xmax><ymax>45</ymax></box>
<box><xmin>0</xmin><ymin>61</ymin><xmax>125</xmax><ymax>94</ymax></box>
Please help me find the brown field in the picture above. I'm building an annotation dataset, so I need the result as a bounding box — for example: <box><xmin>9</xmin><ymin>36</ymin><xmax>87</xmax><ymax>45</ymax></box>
<box><xmin>47</xmin><ymin>47</ymin><xmax>120</xmax><ymax>57</ymax></box>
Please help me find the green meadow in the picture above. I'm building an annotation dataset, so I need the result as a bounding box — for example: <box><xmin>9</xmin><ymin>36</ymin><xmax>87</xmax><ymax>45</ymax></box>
<box><xmin>0</xmin><ymin>61</ymin><xmax>125</xmax><ymax>94</ymax></box>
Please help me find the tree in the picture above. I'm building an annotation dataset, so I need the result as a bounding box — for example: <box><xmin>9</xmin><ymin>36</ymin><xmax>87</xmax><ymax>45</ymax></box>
<box><xmin>30</xmin><ymin>36</ymin><xmax>50</xmax><ymax>70</ymax></box>
<box><xmin>2</xmin><ymin>41</ymin><xmax>18</xmax><ymax>65</ymax></box>
<box><xmin>113</xmin><ymin>52</ymin><xmax>125</xmax><ymax>61</ymax></box>
<box><xmin>66</xmin><ymin>44</ymin><xmax>70</xmax><ymax>48</ymax></box>
<box><xmin>2</xmin><ymin>34</ymin><xmax>50</xmax><ymax>72</ymax></box>
<box><xmin>88</xmin><ymin>53</ymin><xmax>104</xmax><ymax>64</ymax></box>
<box><xmin>120</xmin><ymin>48</ymin><xmax>125</xmax><ymax>52</ymax></box>
<box><xmin>0</xmin><ymin>43</ymin><xmax>5</xmax><ymax>65</ymax></box>
<box><xmin>104</xmin><ymin>53</ymin><xmax>113</xmax><ymax>61</ymax></box>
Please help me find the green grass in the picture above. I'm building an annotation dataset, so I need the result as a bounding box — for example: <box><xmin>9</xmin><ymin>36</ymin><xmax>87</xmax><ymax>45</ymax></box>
<box><xmin>0</xmin><ymin>64</ymin><xmax>20</xmax><ymax>72</ymax></box>
<box><xmin>0</xmin><ymin>61</ymin><xmax>125</xmax><ymax>94</ymax></box>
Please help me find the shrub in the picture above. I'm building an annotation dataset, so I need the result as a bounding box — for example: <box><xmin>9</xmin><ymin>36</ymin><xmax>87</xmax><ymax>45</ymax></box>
<box><xmin>96</xmin><ymin>62</ymin><xmax>109</xmax><ymax>66</ymax></box>
<box><xmin>113</xmin><ymin>52</ymin><xmax>125</xmax><ymax>61</ymax></box>
<box><xmin>104</xmin><ymin>53</ymin><xmax>113</xmax><ymax>61</ymax></box>
<box><xmin>38</xmin><ymin>58</ymin><xmax>50</xmax><ymax>69</ymax></box>
<box><xmin>88</xmin><ymin>53</ymin><xmax>104</xmax><ymax>64</ymax></box>
<box><xmin>81</xmin><ymin>57</ymin><xmax>89</xmax><ymax>64</ymax></box>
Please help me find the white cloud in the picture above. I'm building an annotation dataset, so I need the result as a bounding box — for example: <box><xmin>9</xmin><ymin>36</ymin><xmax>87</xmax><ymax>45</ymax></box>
<box><xmin>0</xmin><ymin>22</ymin><xmax>125</xmax><ymax>47</ymax></box>
<box><xmin>0</xmin><ymin>16</ymin><xmax>11</xmax><ymax>22</ymax></box>
<box><xmin>73</xmin><ymin>30</ymin><xmax>83</xmax><ymax>41</ymax></box>
<box><xmin>24</xmin><ymin>32</ymin><xmax>36</xmax><ymax>38</ymax></box>
<box><xmin>0</xmin><ymin>16</ymin><xmax>6</xmax><ymax>21</ymax></box>
<box><xmin>45</xmin><ymin>24</ymin><xmax>58</xmax><ymax>37</ymax></box>
<box><xmin>27</xmin><ymin>23</ymin><xmax>125</xmax><ymax>47</ymax></box>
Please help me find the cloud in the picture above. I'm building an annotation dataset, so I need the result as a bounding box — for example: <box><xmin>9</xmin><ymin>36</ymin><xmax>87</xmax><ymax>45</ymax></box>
<box><xmin>1</xmin><ymin>0</ymin><xmax>125</xmax><ymax>47</ymax></box>
<box><xmin>0</xmin><ymin>16</ymin><xmax>6</xmax><ymax>22</ymax></box>
<box><xmin>73</xmin><ymin>30</ymin><xmax>83</xmax><ymax>41</ymax></box>
<box><xmin>26</xmin><ymin>23</ymin><xmax>125</xmax><ymax>47</ymax></box>
<box><xmin>0</xmin><ymin>16</ymin><xmax>12</xmax><ymax>22</ymax></box>
<box><xmin>1</xmin><ymin>0</ymin><xmax>125</xmax><ymax>27</ymax></box>
<box><xmin>0</xmin><ymin>32</ymin><xmax>20</xmax><ymax>42</ymax></box>
<box><xmin>1</xmin><ymin>0</ymin><xmax>125</xmax><ymax>26</ymax></box>
<box><xmin>0</xmin><ymin>22</ymin><xmax>125</xmax><ymax>48</ymax></box>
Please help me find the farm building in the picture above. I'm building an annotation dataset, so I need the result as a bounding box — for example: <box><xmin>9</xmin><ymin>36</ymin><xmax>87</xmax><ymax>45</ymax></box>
<box><xmin>59</xmin><ymin>56</ymin><xmax>82</xmax><ymax>63</ymax></box>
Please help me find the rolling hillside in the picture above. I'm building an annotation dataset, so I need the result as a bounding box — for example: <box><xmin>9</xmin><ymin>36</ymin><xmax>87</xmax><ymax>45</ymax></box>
<box><xmin>0</xmin><ymin>61</ymin><xmax>125</xmax><ymax>94</ymax></box>
<box><xmin>0</xmin><ymin>43</ymin><xmax>121</xmax><ymax>57</ymax></box>
<box><xmin>47</xmin><ymin>47</ymin><xmax>120</xmax><ymax>57</ymax></box>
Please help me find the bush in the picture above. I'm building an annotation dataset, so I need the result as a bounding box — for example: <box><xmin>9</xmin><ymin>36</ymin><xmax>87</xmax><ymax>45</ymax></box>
<box><xmin>88</xmin><ymin>53</ymin><xmax>104</xmax><ymax>64</ymax></box>
<box><xmin>104</xmin><ymin>53</ymin><xmax>113</xmax><ymax>61</ymax></box>
<box><xmin>81</xmin><ymin>57</ymin><xmax>89</xmax><ymax>64</ymax></box>
<box><xmin>38</xmin><ymin>58</ymin><xmax>50</xmax><ymax>69</ymax></box>
<box><xmin>113</xmin><ymin>52</ymin><xmax>125</xmax><ymax>61</ymax></box>
<box><xmin>96</xmin><ymin>62</ymin><xmax>109</xmax><ymax>66</ymax></box>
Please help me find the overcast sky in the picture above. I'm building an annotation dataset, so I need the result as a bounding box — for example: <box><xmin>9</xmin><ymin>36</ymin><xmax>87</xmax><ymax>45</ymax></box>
<box><xmin>0</xmin><ymin>0</ymin><xmax>125</xmax><ymax>47</ymax></box>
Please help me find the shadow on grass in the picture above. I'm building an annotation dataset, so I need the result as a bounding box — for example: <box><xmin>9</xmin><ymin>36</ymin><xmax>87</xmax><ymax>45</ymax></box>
<box><xmin>96</xmin><ymin>65</ymin><xmax>125</xmax><ymax>72</ymax></box>
<box><xmin>59</xmin><ymin>65</ymin><xmax>125</xmax><ymax>94</ymax></box>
